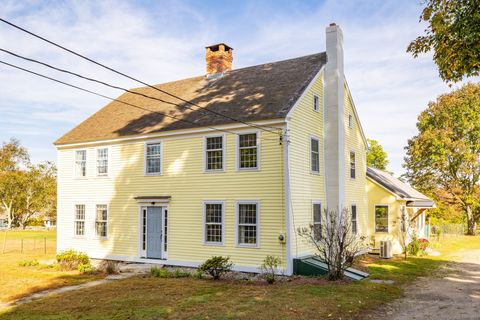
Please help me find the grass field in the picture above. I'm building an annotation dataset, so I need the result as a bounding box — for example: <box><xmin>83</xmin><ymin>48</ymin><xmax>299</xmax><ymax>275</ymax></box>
<box><xmin>1</xmin><ymin>234</ymin><xmax>477</xmax><ymax>319</ymax></box>
<box><xmin>0</xmin><ymin>230</ymin><xmax>100</xmax><ymax>304</ymax></box>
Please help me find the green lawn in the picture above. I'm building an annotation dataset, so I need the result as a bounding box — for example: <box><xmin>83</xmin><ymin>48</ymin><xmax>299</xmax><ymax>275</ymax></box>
<box><xmin>0</xmin><ymin>235</ymin><xmax>478</xmax><ymax>320</ymax></box>
<box><xmin>0</xmin><ymin>230</ymin><xmax>100</xmax><ymax>304</ymax></box>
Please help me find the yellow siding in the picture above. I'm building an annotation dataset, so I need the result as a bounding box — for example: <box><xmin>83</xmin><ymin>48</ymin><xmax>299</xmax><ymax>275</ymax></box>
<box><xmin>288</xmin><ymin>72</ymin><xmax>326</xmax><ymax>257</ymax></box>
<box><xmin>366</xmin><ymin>179</ymin><xmax>404</xmax><ymax>253</ymax></box>
<box><xmin>57</xmin><ymin>128</ymin><xmax>286</xmax><ymax>270</ymax></box>
<box><xmin>344</xmin><ymin>86</ymin><xmax>368</xmax><ymax>236</ymax></box>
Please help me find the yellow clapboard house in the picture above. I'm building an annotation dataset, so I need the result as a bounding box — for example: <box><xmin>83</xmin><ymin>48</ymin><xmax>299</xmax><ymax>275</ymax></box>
<box><xmin>55</xmin><ymin>24</ymin><xmax>370</xmax><ymax>274</ymax></box>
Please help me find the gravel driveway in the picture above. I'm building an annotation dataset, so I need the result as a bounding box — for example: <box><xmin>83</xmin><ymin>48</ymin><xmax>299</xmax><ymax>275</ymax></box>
<box><xmin>365</xmin><ymin>248</ymin><xmax>480</xmax><ymax>320</ymax></box>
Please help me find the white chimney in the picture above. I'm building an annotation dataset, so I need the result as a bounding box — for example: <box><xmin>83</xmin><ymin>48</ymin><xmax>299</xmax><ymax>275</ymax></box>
<box><xmin>324</xmin><ymin>23</ymin><xmax>345</xmax><ymax>211</ymax></box>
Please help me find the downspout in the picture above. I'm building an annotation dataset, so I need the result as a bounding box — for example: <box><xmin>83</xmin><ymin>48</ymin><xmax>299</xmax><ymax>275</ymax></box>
<box><xmin>284</xmin><ymin>120</ymin><xmax>293</xmax><ymax>275</ymax></box>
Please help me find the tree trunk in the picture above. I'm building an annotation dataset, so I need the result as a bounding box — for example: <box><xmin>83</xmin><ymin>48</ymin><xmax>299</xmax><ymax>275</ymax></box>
<box><xmin>465</xmin><ymin>205</ymin><xmax>476</xmax><ymax>235</ymax></box>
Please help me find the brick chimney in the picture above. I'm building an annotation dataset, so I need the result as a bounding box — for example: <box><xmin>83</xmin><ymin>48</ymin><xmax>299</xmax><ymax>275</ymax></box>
<box><xmin>205</xmin><ymin>43</ymin><xmax>233</xmax><ymax>77</ymax></box>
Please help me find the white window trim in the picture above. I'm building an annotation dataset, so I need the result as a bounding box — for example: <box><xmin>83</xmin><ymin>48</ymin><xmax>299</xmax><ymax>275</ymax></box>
<box><xmin>144</xmin><ymin>141</ymin><xmax>163</xmax><ymax>176</ymax></box>
<box><xmin>348</xmin><ymin>113</ymin><xmax>353</xmax><ymax>129</ymax></box>
<box><xmin>203</xmin><ymin>134</ymin><xmax>226</xmax><ymax>173</ymax></box>
<box><xmin>313</xmin><ymin>93</ymin><xmax>320</xmax><ymax>112</ymax></box>
<box><xmin>374</xmin><ymin>204</ymin><xmax>390</xmax><ymax>233</ymax></box>
<box><xmin>74</xmin><ymin>149</ymin><xmax>88</xmax><ymax>179</ymax></box>
<box><xmin>310</xmin><ymin>136</ymin><xmax>320</xmax><ymax>174</ymax></box>
<box><xmin>236</xmin><ymin>131</ymin><xmax>261</xmax><ymax>171</ymax></box>
<box><xmin>94</xmin><ymin>203</ymin><xmax>109</xmax><ymax>240</ymax></box>
<box><xmin>312</xmin><ymin>200</ymin><xmax>322</xmax><ymax>241</ymax></box>
<box><xmin>235</xmin><ymin>200</ymin><xmax>260</xmax><ymax>248</ymax></box>
<box><xmin>203</xmin><ymin>200</ymin><xmax>225</xmax><ymax>246</ymax></box>
<box><xmin>73</xmin><ymin>204</ymin><xmax>86</xmax><ymax>238</ymax></box>
<box><xmin>349</xmin><ymin>150</ymin><xmax>356</xmax><ymax>180</ymax></box>
<box><xmin>95</xmin><ymin>146</ymin><xmax>110</xmax><ymax>178</ymax></box>
<box><xmin>351</xmin><ymin>203</ymin><xmax>358</xmax><ymax>234</ymax></box>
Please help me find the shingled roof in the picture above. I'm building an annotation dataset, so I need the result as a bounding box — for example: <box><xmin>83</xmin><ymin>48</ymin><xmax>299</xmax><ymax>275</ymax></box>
<box><xmin>55</xmin><ymin>52</ymin><xmax>327</xmax><ymax>145</ymax></box>
<box><xmin>367</xmin><ymin>167</ymin><xmax>435</xmax><ymax>208</ymax></box>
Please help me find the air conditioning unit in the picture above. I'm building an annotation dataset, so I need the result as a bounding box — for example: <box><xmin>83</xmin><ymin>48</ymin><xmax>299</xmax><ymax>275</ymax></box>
<box><xmin>380</xmin><ymin>240</ymin><xmax>393</xmax><ymax>259</ymax></box>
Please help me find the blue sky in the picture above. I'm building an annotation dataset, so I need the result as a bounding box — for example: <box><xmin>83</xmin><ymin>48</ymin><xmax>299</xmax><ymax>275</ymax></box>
<box><xmin>0</xmin><ymin>0</ymin><xmax>470</xmax><ymax>175</ymax></box>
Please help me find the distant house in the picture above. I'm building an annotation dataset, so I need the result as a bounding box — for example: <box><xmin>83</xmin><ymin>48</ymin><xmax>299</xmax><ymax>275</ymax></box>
<box><xmin>367</xmin><ymin>167</ymin><xmax>435</xmax><ymax>254</ymax></box>
<box><xmin>0</xmin><ymin>213</ymin><xmax>7</xmax><ymax>229</ymax></box>
<box><xmin>54</xmin><ymin>23</ymin><xmax>382</xmax><ymax>274</ymax></box>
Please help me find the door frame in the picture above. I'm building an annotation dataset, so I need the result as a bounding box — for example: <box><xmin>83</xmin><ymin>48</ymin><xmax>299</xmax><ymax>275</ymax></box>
<box><xmin>138</xmin><ymin>203</ymin><xmax>168</xmax><ymax>260</ymax></box>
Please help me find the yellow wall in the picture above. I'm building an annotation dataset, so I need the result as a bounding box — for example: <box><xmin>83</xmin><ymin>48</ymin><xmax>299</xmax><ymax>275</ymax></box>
<box><xmin>57</xmin><ymin>127</ymin><xmax>286</xmax><ymax>271</ymax></box>
<box><xmin>344</xmin><ymin>86</ymin><xmax>368</xmax><ymax>236</ymax></box>
<box><xmin>366</xmin><ymin>178</ymin><xmax>405</xmax><ymax>253</ymax></box>
<box><xmin>288</xmin><ymin>71</ymin><xmax>326</xmax><ymax>257</ymax></box>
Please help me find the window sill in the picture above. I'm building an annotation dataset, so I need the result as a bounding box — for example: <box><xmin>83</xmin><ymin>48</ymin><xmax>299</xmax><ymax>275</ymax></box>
<box><xmin>203</xmin><ymin>242</ymin><xmax>224</xmax><ymax>246</ymax></box>
<box><xmin>310</xmin><ymin>171</ymin><xmax>320</xmax><ymax>175</ymax></box>
<box><xmin>237</xmin><ymin>167</ymin><xmax>260</xmax><ymax>172</ymax></box>
<box><xmin>203</xmin><ymin>169</ymin><xmax>225</xmax><ymax>174</ymax></box>
<box><xmin>145</xmin><ymin>173</ymin><xmax>162</xmax><ymax>177</ymax></box>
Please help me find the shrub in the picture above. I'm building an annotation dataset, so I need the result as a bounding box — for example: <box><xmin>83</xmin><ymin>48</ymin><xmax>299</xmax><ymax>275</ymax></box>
<box><xmin>77</xmin><ymin>263</ymin><xmax>95</xmax><ymax>273</ymax></box>
<box><xmin>408</xmin><ymin>236</ymin><xmax>421</xmax><ymax>256</ymax></box>
<box><xmin>418</xmin><ymin>238</ymin><xmax>430</xmax><ymax>251</ymax></box>
<box><xmin>192</xmin><ymin>269</ymin><xmax>204</xmax><ymax>279</ymax></box>
<box><xmin>18</xmin><ymin>259</ymin><xmax>39</xmax><ymax>267</ymax></box>
<box><xmin>56</xmin><ymin>250</ymin><xmax>90</xmax><ymax>271</ymax></box>
<box><xmin>260</xmin><ymin>255</ymin><xmax>281</xmax><ymax>284</ymax></box>
<box><xmin>198</xmin><ymin>256</ymin><xmax>234</xmax><ymax>280</ymax></box>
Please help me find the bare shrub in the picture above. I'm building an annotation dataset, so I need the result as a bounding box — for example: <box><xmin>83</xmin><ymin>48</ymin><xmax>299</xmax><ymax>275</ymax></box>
<box><xmin>297</xmin><ymin>208</ymin><xmax>367</xmax><ymax>281</ymax></box>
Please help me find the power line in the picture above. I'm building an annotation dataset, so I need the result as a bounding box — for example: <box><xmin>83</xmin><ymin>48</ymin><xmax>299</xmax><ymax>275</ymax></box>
<box><xmin>0</xmin><ymin>60</ymin><xmax>281</xmax><ymax>142</ymax></box>
<box><xmin>0</xmin><ymin>18</ymin><xmax>281</xmax><ymax>135</ymax></box>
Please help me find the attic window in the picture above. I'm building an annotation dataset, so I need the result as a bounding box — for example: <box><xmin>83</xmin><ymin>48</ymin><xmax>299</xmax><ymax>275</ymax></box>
<box><xmin>348</xmin><ymin>114</ymin><xmax>353</xmax><ymax>128</ymax></box>
<box><xmin>313</xmin><ymin>94</ymin><xmax>320</xmax><ymax>112</ymax></box>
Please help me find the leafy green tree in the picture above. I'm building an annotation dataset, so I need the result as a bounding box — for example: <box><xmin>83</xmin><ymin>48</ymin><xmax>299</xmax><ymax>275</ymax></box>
<box><xmin>404</xmin><ymin>83</ymin><xmax>480</xmax><ymax>235</ymax></box>
<box><xmin>367</xmin><ymin>139</ymin><xmax>389</xmax><ymax>170</ymax></box>
<box><xmin>407</xmin><ymin>0</ymin><xmax>480</xmax><ymax>82</ymax></box>
<box><xmin>0</xmin><ymin>138</ymin><xmax>29</xmax><ymax>228</ymax></box>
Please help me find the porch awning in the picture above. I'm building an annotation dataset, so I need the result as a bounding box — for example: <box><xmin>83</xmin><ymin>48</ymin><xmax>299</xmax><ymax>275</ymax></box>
<box><xmin>134</xmin><ymin>196</ymin><xmax>171</xmax><ymax>204</ymax></box>
<box><xmin>406</xmin><ymin>200</ymin><xmax>435</xmax><ymax>208</ymax></box>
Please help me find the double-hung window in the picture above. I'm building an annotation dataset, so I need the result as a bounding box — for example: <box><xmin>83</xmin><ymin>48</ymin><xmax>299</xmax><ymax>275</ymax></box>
<box><xmin>75</xmin><ymin>150</ymin><xmax>87</xmax><ymax>177</ymax></box>
<box><xmin>205</xmin><ymin>136</ymin><xmax>224</xmax><ymax>171</ymax></box>
<box><xmin>237</xmin><ymin>202</ymin><xmax>258</xmax><ymax>246</ymax></box>
<box><xmin>145</xmin><ymin>143</ymin><xmax>162</xmax><ymax>175</ymax></box>
<box><xmin>313</xmin><ymin>202</ymin><xmax>322</xmax><ymax>241</ymax></box>
<box><xmin>313</xmin><ymin>94</ymin><xmax>320</xmax><ymax>112</ymax></box>
<box><xmin>311</xmin><ymin>138</ymin><xmax>320</xmax><ymax>173</ymax></box>
<box><xmin>204</xmin><ymin>202</ymin><xmax>223</xmax><ymax>244</ymax></box>
<box><xmin>375</xmin><ymin>205</ymin><xmax>389</xmax><ymax>233</ymax></box>
<box><xmin>351</xmin><ymin>205</ymin><xmax>358</xmax><ymax>234</ymax></box>
<box><xmin>238</xmin><ymin>133</ymin><xmax>258</xmax><ymax>169</ymax></box>
<box><xmin>74</xmin><ymin>205</ymin><xmax>85</xmax><ymax>236</ymax></box>
<box><xmin>95</xmin><ymin>204</ymin><xmax>108</xmax><ymax>238</ymax></box>
<box><xmin>96</xmin><ymin>148</ymin><xmax>108</xmax><ymax>176</ymax></box>
<box><xmin>349</xmin><ymin>151</ymin><xmax>356</xmax><ymax>179</ymax></box>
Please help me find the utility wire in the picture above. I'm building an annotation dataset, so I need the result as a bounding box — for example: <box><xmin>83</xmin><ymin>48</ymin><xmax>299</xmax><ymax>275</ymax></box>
<box><xmin>0</xmin><ymin>60</ymin><xmax>281</xmax><ymax>141</ymax></box>
<box><xmin>0</xmin><ymin>18</ymin><xmax>280</xmax><ymax>135</ymax></box>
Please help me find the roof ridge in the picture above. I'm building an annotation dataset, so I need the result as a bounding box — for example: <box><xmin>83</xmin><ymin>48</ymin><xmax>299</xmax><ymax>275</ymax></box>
<box><xmin>131</xmin><ymin>52</ymin><xmax>326</xmax><ymax>91</ymax></box>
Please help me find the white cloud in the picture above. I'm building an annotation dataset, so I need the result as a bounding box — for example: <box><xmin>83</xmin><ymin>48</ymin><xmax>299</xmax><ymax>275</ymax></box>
<box><xmin>0</xmin><ymin>0</ymin><xmax>475</xmax><ymax>176</ymax></box>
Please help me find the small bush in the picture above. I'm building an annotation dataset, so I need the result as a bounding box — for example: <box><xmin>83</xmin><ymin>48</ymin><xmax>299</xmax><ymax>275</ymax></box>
<box><xmin>77</xmin><ymin>262</ymin><xmax>95</xmax><ymax>273</ymax></box>
<box><xmin>260</xmin><ymin>255</ymin><xmax>281</xmax><ymax>284</ymax></box>
<box><xmin>18</xmin><ymin>259</ymin><xmax>39</xmax><ymax>267</ymax></box>
<box><xmin>408</xmin><ymin>236</ymin><xmax>421</xmax><ymax>256</ymax></box>
<box><xmin>199</xmin><ymin>256</ymin><xmax>234</xmax><ymax>280</ymax></box>
<box><xmin>56</xmin><ymin>250</ymin><xmax>90</xmax><ymax>271</ymax></box>
<box><xmin>418</xmin><ymin>238</ymin><xmax>430</xmax><ymax>251</ymax></box>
